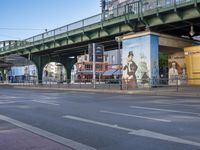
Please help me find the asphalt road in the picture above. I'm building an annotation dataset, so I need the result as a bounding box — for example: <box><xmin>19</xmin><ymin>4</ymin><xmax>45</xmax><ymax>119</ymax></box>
<box><xmin>0</xmin><ymin>87</ymin><xmax>200</xmax><ymax>150</ymax></box>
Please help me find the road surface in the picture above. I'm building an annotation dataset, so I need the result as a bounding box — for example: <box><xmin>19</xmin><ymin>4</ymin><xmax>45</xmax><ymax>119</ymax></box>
<box><xmin>0</xmin><ymin>88</ymin><xmax>200</xmax><ymax>150</ymax></box>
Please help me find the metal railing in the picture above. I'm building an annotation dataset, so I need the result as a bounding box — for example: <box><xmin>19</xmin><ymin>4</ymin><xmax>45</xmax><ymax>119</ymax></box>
<box><xmin>0</xmin><ymin>0</ymin><xmax>194</xmax><ymax>53</ymax></box>
<box><xmin>2</xmin><ymin>77</ymin><xmax>200</xmax><ymax>94</ymax></box>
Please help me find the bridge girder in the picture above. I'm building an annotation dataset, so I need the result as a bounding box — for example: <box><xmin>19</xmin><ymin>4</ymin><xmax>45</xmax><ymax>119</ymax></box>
<box><xmin>0</xmin><ymin>1</ymin><xmax>200</xmax><ymax>57</ymax></box>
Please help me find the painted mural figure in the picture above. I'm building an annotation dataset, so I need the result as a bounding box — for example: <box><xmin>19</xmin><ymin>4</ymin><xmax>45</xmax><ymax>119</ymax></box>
<box><xmin>123</xmin><ymin>51</ymin><xmax>138</xmax><ymax>88</ymax></box>
<box><xmin>139</xmin><ymin>54</ymin><xmax>149</xmax><ymax>84</ymax></box>
<box><xmin>168</xmin><ymin>62</ymin><xmax>179</xmax><ymax>85</ymax></box>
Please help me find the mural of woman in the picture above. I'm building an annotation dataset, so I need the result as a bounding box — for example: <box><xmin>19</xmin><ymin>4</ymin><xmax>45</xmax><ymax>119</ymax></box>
<box><xmin>123</xmin><ymin>51</ymin><xmax>138</xmax><ymax>88</ymax></box>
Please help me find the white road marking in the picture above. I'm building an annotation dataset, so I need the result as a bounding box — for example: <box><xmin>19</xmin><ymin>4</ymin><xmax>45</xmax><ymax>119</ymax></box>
<box><xmin>128</xmin><ymin>129</ymin><xmax>200</xmax><ymax>147</ymax></box>
<box><xmin>0</xmin><ymin>96</ymin><xmax>19</xmax><ymax>99</ymax></box>
<box><xmin>16</xmin><ymin>105</ymin><xmax>32</xmax><ymax>109</ymax></box>
<box><xmin>100</xmin><ymin>110</ymin><xmax>171</xmax><ymax>123</ymax></box>
<box><xmin>63</xmin><ymin>115</ymin><xmax>133</xmax><ymax>132</ymax></box>
<box><xmin>63</xmin><ymin>115</ymin><xmax>200</xmax><ymax>147</ymax></box>
<box><xmin>32</xmin><ymin>100</ymin><xmax>59</xmax><ymax>106</ymax></box>
<box><xmin>159</xmin><ymin>103</ymin><xmax>200</xmax><ymax>108</ymax></box>
<box><xmin>130</xmin><ymin>106</ymin><xmax>200</xmax><ymax>116</ymax></box>
<box><xmin>173</xmin><ymin>115</ymin><xmax>200</xmax><ymax>120</ymax></box>
<box><xmin>0</xmin><ymin>115</ymin><xmax>96</xmax><ymax>150</ymax></box>
<box><xmin>0</xmin><ymin>100</ymin><xmax>29</xmax><ymax>105</ymax></box>
<box><xmin>152</xmin><ymin>101</ymin><xmax>200</xmax><ymax>107</ymax></box>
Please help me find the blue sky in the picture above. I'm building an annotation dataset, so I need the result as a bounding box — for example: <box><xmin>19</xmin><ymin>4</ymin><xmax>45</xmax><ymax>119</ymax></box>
<box><xmin>0</xmin><ymin>0</ymin><xmax>101</xmax><ymax>41</ymax></box>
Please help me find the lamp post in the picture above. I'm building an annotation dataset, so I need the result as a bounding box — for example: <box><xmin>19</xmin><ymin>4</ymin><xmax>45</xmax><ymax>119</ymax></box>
<box><xmin>92</xmin><ymin>43</ymin><xmax>96</xmax><ymax>89</ymax></box>
<box><xmin>115</xmin><ymin>36</ymin><xmax>123</xmax><ymax>90</ymax></box>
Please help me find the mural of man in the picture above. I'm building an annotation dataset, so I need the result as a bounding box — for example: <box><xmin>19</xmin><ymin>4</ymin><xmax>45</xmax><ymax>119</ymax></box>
<box><xmin>168</xmin><ymin>62</ymin><xmax>179</xmax><ymax>85</ymax></box>
<box><xmin>123</xmin><ymin>51</ymin><xmax>138</xmax><ymax>88</ymax></box>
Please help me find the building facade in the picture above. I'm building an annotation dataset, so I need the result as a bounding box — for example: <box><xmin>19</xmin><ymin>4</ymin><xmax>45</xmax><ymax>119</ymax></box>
<box><xmin>71</xmin><ymin>49</ymin><xmax>122</xmax><ymax>82</ymax></box>
<box><xmin>44</xmin><ymin>62</ymin><xmax>65</xmax><ymax>82</ymax></box>
<box><xmin>73</xmin><ymin>54</ymin><xmax>108</xmax><ymax>81</ymax></box>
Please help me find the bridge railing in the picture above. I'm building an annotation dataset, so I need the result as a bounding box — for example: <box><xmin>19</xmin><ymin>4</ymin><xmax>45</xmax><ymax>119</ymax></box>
<box><xmin>0</xmin><ymin>0</ymin><xmax>195</xmax><ymax>54</ymax></box>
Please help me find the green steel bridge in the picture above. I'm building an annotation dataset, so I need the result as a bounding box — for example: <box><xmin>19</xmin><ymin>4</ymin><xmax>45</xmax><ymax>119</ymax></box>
<box><xmin>0</xmin><ymin>0</ymin><xmax>200</xmax><ymax>81</ymax></box>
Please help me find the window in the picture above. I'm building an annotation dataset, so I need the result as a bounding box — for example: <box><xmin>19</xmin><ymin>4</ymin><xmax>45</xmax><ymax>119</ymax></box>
<box><xmin>85</xmin><ymin>55</ymin><xmax>87</xmax><ymax>61</ymax></box>
<box><xmin>111</xmin><ymin>55</ymin><xmax>115</xmax><ymax>64</ymax></box>
<box><xmin>105</xmin><ymin>55</ymin><xmax>108</xmax><ymax>62</ymax></box>
<box><xmin>85</xmin><ymin>64</ymin><xmax>92</xmax><ymax>70</ymax></box>
<box><xmin>96</xmin><ymin>64</ymin><xmax>103</xmax><ymax>71</ymax></box>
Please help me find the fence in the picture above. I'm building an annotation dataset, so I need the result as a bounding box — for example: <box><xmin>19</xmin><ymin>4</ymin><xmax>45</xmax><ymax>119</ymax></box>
<box><xmin>2</xmin><ymin>78</ymin><xmax>200</xmax><ymax>93</ymax></box>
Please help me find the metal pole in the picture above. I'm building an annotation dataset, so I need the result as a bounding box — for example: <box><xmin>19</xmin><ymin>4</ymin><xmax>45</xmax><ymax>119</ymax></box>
<box><xmin>93</xmin><ymin>43</ymin><xmax>96</xmax><ymax>89</ymax></box>
<box><xmin>116</xmin><ymin>36</ymin><xmax>122</xmax><ymax>90</ymax></box>
<box><xmin>118</xmin><ymin>40</ymin><xmax>122</xmax><ymax>90</ymax></box>
<box><xmin>176</xmin><ymin>75</ymin><xmax>179</xmax><ymax>92</ymax></box>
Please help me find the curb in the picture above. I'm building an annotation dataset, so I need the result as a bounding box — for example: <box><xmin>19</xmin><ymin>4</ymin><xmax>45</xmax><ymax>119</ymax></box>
<box><xmin>13</xmin><ymin>86</ymin><xmax>200</xmax><ymax>97</ymax></box>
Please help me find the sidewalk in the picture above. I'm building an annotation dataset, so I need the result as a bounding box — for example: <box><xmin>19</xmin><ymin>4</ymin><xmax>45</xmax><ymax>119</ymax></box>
<box><xmin>13</xmin><ymin>85</ymin><xmax>200</xmax><ymax>97</ymax></box>
<box><xmin>0</xmin><ymin>120</ymin><xmax>74</xmax><ymax>150</ymax></box>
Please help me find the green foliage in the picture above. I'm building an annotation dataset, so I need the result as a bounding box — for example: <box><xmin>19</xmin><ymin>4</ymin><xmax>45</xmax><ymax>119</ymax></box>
<box><xmin>159</xmin><ymin>52</ymin><xmax>168</xmax><ymax>67</ymax></box>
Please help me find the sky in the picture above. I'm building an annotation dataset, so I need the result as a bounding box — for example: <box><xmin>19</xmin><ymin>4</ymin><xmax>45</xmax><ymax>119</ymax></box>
<box><xmin>0</xmin><ymin>0</ymin><xmax>101</xmax><ymax>41</ymax></box>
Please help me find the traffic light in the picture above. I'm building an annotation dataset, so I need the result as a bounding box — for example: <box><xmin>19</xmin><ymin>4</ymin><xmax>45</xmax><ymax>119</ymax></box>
<box><xmin>88</xmin><ymin>43</ymin><xmax>104</xmax><ymax>62</ymax></box>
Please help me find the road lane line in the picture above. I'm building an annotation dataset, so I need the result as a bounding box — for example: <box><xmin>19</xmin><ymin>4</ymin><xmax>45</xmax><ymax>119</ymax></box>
<box><xmin>130</xmin><ymin>106</ymin><xmax>200</xmax><ymax>116</ymax></box>
<box><xmin>0</xmin><ymin>100</ymin><xmax>28</xmax><ymax>105</ymax></box>
<box><xmin>152</xmin><ymin>101</ymin><xmax>200</xmax><ymax>107</ymax></box>
<box><xmin>100</xmin><ymin>110</ymin><xmax>171</xmax><ymax>123</ymax></box>
<box><xmin>63</xmin><ymin>115</ymin><xmax>200</xmax><ymax>147</ymax></box>
<box><xmin>32</xmin><ymin>100</ymin><xmax>59</xmax><ymax>106</ymax></box>
<box><xmin>63</xmin><ymin>115</ymin><xmax>133</xmax><ymax>132</ymax></box>
<box><xmin>128</xmin><ymin>129</ymin><xmax>200</xmax><ymax>148</ymax></box>
<box><xmin>0</xmin><ymin>114</ymin><xmax>96</xmax><ymax>150</ymax></box>
<box><xmin>0</xmin><ymin>96</ymin><xmax>19</xmax><ymax>99</ymax></box>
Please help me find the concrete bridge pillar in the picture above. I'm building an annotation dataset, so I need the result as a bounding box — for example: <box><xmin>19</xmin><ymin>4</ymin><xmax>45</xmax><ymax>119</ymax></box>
<box><xmin>121</xmin><ymin>32</ymin><xmax>159</xmax><ymax>89</ymax></box>
<box><xmin>0</xmin><ymin>68</ymin><xmax>10</xmax><ymax>82</ymax></box>
<box><xmin>0</xmin><ymin>68</ymin><xmax>5</xmax><ymax>82</ymax></box>
<box><xmin>63</xmin><ymin>57</ymin><xmax>77</xmax><ymax>82</ymax></box>
<box><xmin>31</xmin><ymin>55</ymin><xmax>50</xmax><ymax>83</ymax></box>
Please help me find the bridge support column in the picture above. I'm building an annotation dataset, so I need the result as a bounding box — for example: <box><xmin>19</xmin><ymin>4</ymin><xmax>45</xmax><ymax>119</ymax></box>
<box><xmin>61</xmin><ymin>57</ymin><xmax>77</xmax><ymax>83</ymax></box>
<box><xmin>31</xmin><ymin>55</ymin><xmax>50</xmax><ymax>83</ymax></box>
<box><xmin>0</xmin><ymin>68</ymin><xmax>5</xmax><ymax>82</ymax></box>
<box><xmin>122</xmin><ymin>32</ymin><xmax>159</xmax><ymax>89</ymax></box>
<box><xmin>0</xmin><ymin>68</ymin><xmax>10</xmax><ymax>82</ymax></box>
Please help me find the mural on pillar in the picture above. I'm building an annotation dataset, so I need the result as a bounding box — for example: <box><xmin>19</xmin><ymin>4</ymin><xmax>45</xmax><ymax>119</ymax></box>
<box><xmin>168</xmin><ymin>52</ymin><xmax>186</xmax><ymax>85</ymax></box>
<box><xmin>122</xmin><ymin>34</ymin><xmax>159</xmax><ymax>88</ymax></box>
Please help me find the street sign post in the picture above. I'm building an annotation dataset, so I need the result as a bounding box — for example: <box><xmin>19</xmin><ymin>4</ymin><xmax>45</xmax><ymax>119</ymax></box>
<box><xmin>92</xmin><ymin>43</ymin><xmax>96</xmax><ymax>89</ymax></box>
<box><xmin>88</xmin><ymin>43</ymin><xmax>104</xmax><ymax>89</ymax></box>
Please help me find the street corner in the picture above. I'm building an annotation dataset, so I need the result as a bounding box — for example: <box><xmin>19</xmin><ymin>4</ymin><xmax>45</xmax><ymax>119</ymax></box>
<box><xmin>0</xmin><ymin>120</ymin><xmax>74</xmax><ymax>150</ymax></box>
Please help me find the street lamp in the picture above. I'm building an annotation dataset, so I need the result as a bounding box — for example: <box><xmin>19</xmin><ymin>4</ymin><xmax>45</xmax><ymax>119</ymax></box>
<box><xmin>115</xmin><ymin>36</ymin><xmax>123</xmax><ymax>90</ymax></box>
<box><xmin>189</xmin><ymin>24</ymin><xmax>195</xmax><ymax>37</ymax></box>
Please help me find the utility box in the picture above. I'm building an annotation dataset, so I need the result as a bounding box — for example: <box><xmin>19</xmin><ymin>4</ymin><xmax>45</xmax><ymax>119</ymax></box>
<box><xmin>184</xmin><ymin>46</ymin><xmax>200</xmax><ymax>85</ymax></box>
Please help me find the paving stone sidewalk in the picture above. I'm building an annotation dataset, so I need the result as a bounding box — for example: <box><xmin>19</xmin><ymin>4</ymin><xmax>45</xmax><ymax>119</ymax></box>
<box><xmin>0</xmin><ymin>120</ymin><xmax>74</xmax><ymax>150</ymax></box>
